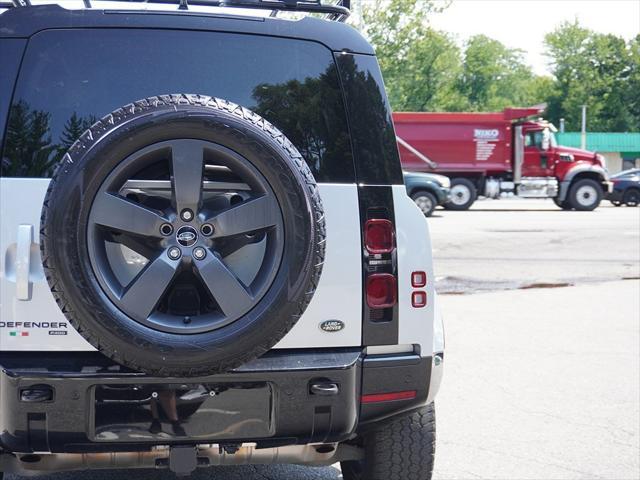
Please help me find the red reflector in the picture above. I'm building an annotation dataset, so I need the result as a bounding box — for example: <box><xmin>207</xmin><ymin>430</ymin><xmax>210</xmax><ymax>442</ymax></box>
<box><xmin>364</xmin><ymin>219</ymin><xmax>394</xmax><ymax>254</ymax></box>
<box><xmin>412</xmin><ymin>291</ymin><xmax>427</xmax><ymax>308</ymax></box>
<box><xmin>361</xmin><ymin>390</ymin><xmax>417</xmax><ymax>404</ymax></box>
<box><xmin>411</xmin><ymin>271</ymin><xmax>427</xmax><ymax>287</ymax></box>
<box><xmin>366</xmin><ymin>274</ymin><xmax>397</xmax><ymax>309</ymax></box>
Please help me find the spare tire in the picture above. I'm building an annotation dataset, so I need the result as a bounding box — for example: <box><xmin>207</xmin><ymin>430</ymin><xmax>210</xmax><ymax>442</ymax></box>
<box><xmin>41</xmin><ymin>94</ymin><xmax>325</xmax><ymax>376</ymax></box>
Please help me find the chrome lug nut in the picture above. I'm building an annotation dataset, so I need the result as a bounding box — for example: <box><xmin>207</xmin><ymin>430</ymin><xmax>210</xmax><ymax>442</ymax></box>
<box><xmin>193</xmin><ymin>247</ymin><xmax>207</xmax><ymax>260</ymax></box>
<box><xmin>181</xmin><ymin>209</ymin><xmax>194</xmax><ymax>221</ymax></box>
<box><xmin>160</xmin><ymin>223</ymin><xmax>173</xmax><ymax>236</ymax></box>
<box><xmin>167</xmin><ymin>246</ymin><xmax>181</xmax><ymax>260</ymax></box>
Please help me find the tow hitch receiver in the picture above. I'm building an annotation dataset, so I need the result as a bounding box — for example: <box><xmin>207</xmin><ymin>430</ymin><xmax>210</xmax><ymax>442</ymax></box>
<box><xmin>169</xmin><ymin>446</ymin><xmax>197</xmax><ymax>477</ymax></box>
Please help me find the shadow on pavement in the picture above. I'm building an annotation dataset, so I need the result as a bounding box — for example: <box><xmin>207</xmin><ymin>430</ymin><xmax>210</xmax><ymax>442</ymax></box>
<box><xmin>6</xmin><ymin>465</ymin><xmax>343</xmax><ymax>480</ymax></box>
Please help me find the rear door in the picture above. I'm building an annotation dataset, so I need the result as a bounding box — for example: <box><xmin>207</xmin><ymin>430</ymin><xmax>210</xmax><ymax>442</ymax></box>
<box><xmin>0</xmin><ymin>27</ymin><xmax>363</xmax><ymax>351</ymax></box>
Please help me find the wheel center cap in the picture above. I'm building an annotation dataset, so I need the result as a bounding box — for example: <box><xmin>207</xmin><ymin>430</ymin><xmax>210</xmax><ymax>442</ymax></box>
<box><xmin>176</xmin><ymin>226</ymin><xmax>198</xmax><ymax>247</ymax></box>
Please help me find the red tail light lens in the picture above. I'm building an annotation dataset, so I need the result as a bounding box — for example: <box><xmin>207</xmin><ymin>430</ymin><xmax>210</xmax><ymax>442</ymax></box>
<box><xmin>364</xmin><ymin>219</ymin><xmax>394</xmax><ymax>254</ymax></box>
<box><xmin>366</xmin><ymin>273</ymin><xmax>397</xmax><ymax>309</ymax></box>
<box><xmin>412</xmin><ymin>291</ymin><xmax>427</xmax><ymax>308</ymax></box>
<box><xmin>411</xmin><ymin>271</ymin><xmax>427</xmax><ymax>287</ymax></box>
<box><xmin>361</xmin><ymin>390</ymin><xmax>417</xmax><ymax>404</ymax></box>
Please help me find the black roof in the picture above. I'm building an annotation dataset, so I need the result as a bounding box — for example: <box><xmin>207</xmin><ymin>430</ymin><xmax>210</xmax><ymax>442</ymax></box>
<box><xmin>0</xmin><ymin>4</ymin><xmax>374</xmax><ymax>54</ymax></box>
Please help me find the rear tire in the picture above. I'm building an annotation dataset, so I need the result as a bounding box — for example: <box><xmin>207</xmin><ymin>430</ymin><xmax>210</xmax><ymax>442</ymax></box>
<box><xmin>411</xmin><ymin>190</ymin><xmax>437</xmax><ymax>217</ymax></box>
<box><xmin>444</xmin><ymin>178</ymin><xmax>476</xmax><ymax>210</ymax></box>
<box><xmin>623</xmin><ymin>188</ymin><xmax>640</xmax><ymax>207</ymax></box>
<box><xmin>341</xmin><ymin>404</ymin><xmax>436</xmax><ymax>480</ymax></box>
<box><xmin>553</xmin><ymin>197</ymin><xmax>573</xmax><ymax>210</ymax></box>
<box><xmin>567</xmin><ymin>178</ymin><xmax>603</xmax><ymax>211</ymax></box>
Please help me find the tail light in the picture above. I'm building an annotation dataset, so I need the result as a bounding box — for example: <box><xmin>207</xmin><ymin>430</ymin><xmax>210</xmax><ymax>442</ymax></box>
<box><xmin>361</xmin><ymin>390</ymin><xmax>417</xmax><ymax>404</ymax></box>
<box><xmin>411</xmin><ymin>271</ymin><xmax>427</xmax><ymax>287</ymax></box>
<box><xmin>366</xmin><ymin>273</ymin><xmax>397</xmax><ymax>309</ymax></box>
<box><xmin>364</xmin><ymin>219</ymin><xmax>394</xmax><ymax>254</ymax></box>
<box><xmin>411</xmin><ymin>291</ymin><xmax>427</xmax><ymax>308</ymax></box>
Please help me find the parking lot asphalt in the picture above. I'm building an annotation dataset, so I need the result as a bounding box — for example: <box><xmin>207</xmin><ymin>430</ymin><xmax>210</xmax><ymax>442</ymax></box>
<box><xmin>6</xmin><ymin>199</ymin><xmax>640</xmax><ymax>480</ymax></box>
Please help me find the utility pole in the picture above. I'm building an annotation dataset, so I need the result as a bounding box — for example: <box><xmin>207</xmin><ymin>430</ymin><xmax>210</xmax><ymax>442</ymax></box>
<box><xmin>580</xmin><ymin>105</ymin><xmax>587</xmax><ymax>150</ymax></box>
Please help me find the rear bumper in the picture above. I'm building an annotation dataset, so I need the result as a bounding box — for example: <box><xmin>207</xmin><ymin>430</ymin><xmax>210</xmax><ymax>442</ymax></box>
<box><xmin>606</xmin><ymin>186</ymin><xmax>623</xmax><ymax>202</ymax></box>
<box><xmin>438</xmin><ymin>187</ymin><xmax>451</xmax><ymax>205</ymax></box>
<box><xmin>0</xmin><ymin>349</ymin><xmax>432</xmax><ymax>455</ymax></box>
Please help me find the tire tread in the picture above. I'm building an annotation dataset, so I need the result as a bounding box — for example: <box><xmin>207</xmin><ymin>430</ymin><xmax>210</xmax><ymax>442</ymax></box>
<box><xmin>40</xmin><ymin>94</ymin><xmax>326</xmax><ymax>377</ymax></box>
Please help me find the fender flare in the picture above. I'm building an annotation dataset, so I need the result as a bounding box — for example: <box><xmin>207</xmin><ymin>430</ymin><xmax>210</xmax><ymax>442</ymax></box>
<box><xmin>558</xmin><ymin>165</ymin><xmax>609</xmax><ymax>201</ymax></box>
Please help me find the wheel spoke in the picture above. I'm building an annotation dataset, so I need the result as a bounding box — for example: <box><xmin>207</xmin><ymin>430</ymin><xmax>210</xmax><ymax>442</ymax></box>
<box><xmin>92</xmin><ymin>192</ymin><xmax>167</xmax><ymax>238</ymax></box>
<box><xmin>195</xmin><ymin>252</ymin><xmax>254</xmax><ymax>318</ymax></box>
<box><xmin>119</xmin><ymin>253</ymin><xmax>179</xmax><ymax>321</ymax></box>
<box><xmin>206</xmin><ymin>195</ymin><xmax>280</xmax><ymax>238</ymax></box>
<box><xmin>171</xmin><ymin>140</ymin><xmax>204</xmax><ymax>214</ymax></box>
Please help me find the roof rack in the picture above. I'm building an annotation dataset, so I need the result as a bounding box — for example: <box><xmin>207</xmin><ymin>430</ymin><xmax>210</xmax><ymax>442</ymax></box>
<box><xmin>1</xmin><ymin>0</ymin><xmax>351</xmax><ymax>21</ymax></box>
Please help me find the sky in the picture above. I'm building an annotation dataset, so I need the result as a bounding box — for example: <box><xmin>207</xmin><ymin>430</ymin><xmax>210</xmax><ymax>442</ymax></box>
<box><xmin>429</xmin><ymin>0</ymin><xmax>640</xmax><ymax>75</ymax></box>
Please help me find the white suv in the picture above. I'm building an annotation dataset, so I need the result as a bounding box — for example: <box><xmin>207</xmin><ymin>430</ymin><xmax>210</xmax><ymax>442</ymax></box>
<box><xmin>0</xmin><ymin>2</ymin><xmax>444</xmax><ymax>479</ymax></box>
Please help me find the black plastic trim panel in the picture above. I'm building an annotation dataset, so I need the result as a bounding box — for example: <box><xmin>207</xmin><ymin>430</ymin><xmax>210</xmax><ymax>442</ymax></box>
<box><xmin>0</xmin><ymin>350</ymin><xmax>431</xmax><ymax>454</ymax></box>
<box><xmin>357</xmin><ymin>186</ymin><xmax>399</xmax><ymax>346</ymax></box>
<box><xmin>335</xmin><ymin>52</ymin><xmax>403</xmax><ymax>185</ymax></box>
<box><xmin>359</xmin><ymin>354</ymin><xmax>430</xmax><ymax>425</ymax></box>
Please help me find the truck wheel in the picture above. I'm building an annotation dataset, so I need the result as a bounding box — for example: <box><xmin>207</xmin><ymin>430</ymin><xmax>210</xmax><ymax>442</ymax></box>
<box><xmin>444</xmin><ymin>178</ymin><xmax>476</xmax><ymax>210</ymax></box>
<box><xmin>40</xmin><ymin>94</ymin><xmax>325</xmax><ymax>377</ymax></box>
<box><xmin>553</xmin><ymin>197</ymin><xmax>573</xmax><ymax>210</ymax></box>
<box><xmin>411</xmin><ymin>190</ymin><xmax>437</xmax><ymax>217</ymax></box>
<box><xmin>623</xmin><ymin>189</ymin><xmax>640</xmax><ymax>207</ymax></box>
<box><xmin>341</xmin><ymin>404</ymin><xmax>436</xmax><ymax>480</ymax></box>
<box><xmin>567</xmin><ymin>178</ymin><xmax>603</xmax><ymax>211</ymax></box>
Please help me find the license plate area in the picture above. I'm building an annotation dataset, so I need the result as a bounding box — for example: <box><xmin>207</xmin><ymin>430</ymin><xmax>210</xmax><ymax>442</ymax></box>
<box><xmin>93</xmin><ymin>382</ymin><xmax>273</xmax><ymax>442</ymax></box>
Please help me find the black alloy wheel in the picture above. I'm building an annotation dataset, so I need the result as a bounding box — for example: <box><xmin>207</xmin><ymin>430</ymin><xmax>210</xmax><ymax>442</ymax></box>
<box><xmin>87</xmin><ymin>139</ymin><xmax>284</xmax><ymax>334</ymax></box>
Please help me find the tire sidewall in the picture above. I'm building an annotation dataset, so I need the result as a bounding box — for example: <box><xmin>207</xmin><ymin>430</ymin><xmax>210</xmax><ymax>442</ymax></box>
<box><xmin>623</xmin><ymin>189</ymin><xmax>640</xmax><ymax>207</ymax></box>
<box><xmin>445</xmin><ymin>178</ymin><xmax>476</xmax><ymax>210</ymax></box>
<box><xmin>43</xmin><ymin>101</ymin><xmax>321</xmax><ymax>374</ymax></box>
<box><xmin>411</xmin><ymin>190</ymin><xmax>437</xmax><ymax>217</ymax></box>
<box><xmin>568</xmin><ymin>178</ymin><xmax>603</xmax><ymax>211</ymax></box>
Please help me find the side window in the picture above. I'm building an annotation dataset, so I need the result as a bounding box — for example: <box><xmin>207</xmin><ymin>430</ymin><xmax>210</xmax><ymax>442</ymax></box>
<box><xmin>0</xmin><ymin>40</ymin><xmax>26</xmax><ymax>161</ymax></box>
<box><xmin>1</xmin><ymin>29</ymin><xmax>355</xmax><ymax>183</ymax></box>
<box><xmin>335</xmin><ymin>53</ymin><xmax>403</xmax><ymax>185</ymax></box>
<box><xmin>525</xmin><ymin>131</ymin><xmax>543</xmax><ymax>149</ymax></box>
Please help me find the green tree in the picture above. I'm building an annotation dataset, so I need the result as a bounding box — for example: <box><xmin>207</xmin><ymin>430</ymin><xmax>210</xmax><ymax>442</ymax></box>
<box><xmin>2</xmin><ymin>100</ymin><xmax>57</xmax><ymax>177</ymax></box>
<box><xmin>457</xmin><ymin>35</ymin><xmax>545</xmax><ymax>111</ymax></box>
<box><xmin>356</xmin><ymin>1</ymin><xmax>551</xmax><ymax>113</ymax></box>
<box><xmin>359</xmin><ymin>0</ymin><xmax>463</xmax><ymax>111</ymax></box>
<box><xmin>628</xmin><ymin>35</ymin><xmax>640</xmax><ymax>131</ymax></box>
<box><xmin>60</xmin><ymin>112</ymin><xmax>97</xmax><ymax>150</ymax></box>
<box><xmin>545</xmin><ymin>21</ymin><xmax>638</xmax><ymax>131</ymax></box>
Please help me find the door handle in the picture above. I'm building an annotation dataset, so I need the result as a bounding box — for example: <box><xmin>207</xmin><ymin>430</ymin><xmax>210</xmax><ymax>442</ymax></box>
<box><xmin>309</xmin><ymin>382</ymin><xmax>339</xmax><ymax>396</ymax></box>
<box><xmin>16</xmin><ymin>224</ymin><xmax>34</xmax><ymax>301</ymax></box>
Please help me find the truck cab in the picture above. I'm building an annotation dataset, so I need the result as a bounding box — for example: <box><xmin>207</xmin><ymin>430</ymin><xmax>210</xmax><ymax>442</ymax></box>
<box><xmin>521</xmin><ymin>121</ymin><xmax>606</xmax><ymax>178</ymax></box>
<box><xmin>516</xmin><ymin>119</ymin><xmax>610</xmax><ymax>210</ymax></box>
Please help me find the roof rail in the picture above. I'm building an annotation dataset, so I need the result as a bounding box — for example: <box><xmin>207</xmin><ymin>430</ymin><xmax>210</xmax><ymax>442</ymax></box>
<box><xmin>2</xmin><ymin>0</ymin><xmax>351</xmax><ymax>21</ymax></box>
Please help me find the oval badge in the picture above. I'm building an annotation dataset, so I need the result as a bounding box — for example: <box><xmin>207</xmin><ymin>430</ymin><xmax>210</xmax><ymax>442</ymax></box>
<box><xmin>320</xmin><ymin>320</ymin><xmax>345</xmax><ymax>333</ymax></box>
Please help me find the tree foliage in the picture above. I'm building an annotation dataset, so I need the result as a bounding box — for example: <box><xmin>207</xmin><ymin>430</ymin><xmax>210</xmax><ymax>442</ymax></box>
<box><xmin>356</xmin><ymin>1</ymin><xmax>638</xmax><ymax>131</ymax></box>
<box><xmin>544</xmin><ymin>21</ymin><xmax>639</xmax><ymax>131</ymax></box>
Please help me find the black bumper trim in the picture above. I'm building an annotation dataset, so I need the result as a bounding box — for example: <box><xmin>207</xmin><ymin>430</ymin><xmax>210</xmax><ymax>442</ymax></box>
<box><xmin>0</xmin><ymin>349</ymin><xmax>431</xmax><ymax>453</ymax></box>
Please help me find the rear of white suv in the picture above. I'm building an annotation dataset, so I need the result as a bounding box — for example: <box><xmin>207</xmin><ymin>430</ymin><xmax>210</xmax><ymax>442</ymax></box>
<box><xmin>0</xmin><ymin>4</ymin><xmax>444</xmax><ymax>479</ymax></box>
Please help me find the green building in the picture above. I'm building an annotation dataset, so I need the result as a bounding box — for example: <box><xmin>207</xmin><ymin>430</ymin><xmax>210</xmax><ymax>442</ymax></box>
<box><xmin>556</xmin><ymin>132</ymin><xmax>640</xmax><ymax>174</ymax></box>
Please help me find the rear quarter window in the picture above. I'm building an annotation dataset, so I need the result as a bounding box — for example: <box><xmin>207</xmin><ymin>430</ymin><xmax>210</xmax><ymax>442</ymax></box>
<box><xmin>1</xmin><ymin>29</ymin><xmax>355</xmax><ymax>183</ymax></box>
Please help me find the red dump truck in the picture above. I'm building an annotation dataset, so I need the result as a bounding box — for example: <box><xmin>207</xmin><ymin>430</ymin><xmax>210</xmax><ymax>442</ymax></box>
<box><xmin>393</xmin><ymin>106</ymin><xmax>612</xmax><ymax>211</ymax></box>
